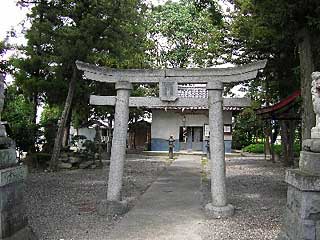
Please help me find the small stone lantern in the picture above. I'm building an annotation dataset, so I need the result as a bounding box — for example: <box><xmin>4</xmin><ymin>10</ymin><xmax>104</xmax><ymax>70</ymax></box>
<box><xmin>205</xmin><ymin>138</ymin><xmax>210</xmax><ymax>159</ymax></box>
<box><xmin>168</xmin><ymin>135</ymin><xmax>175</xmax><ymax>159</ymax></box>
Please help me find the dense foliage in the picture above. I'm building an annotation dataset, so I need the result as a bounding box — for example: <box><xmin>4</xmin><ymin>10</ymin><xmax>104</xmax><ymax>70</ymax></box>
<box><xmin>7</xmin><ymin>0</ymin><xmax>150</xmax><ymax>163</ymax></box>
<box><xmin>1</xmin><ymin>0</ymin><xmax>319</xmax><ymax>166</ymax></box>
<box><xmin>232</xmin><ymin>107</ymin><xmax>263</xmax><ymax>149</ymax></box>
<box><xmin>242</xmin><ymin>143</ymin><xmax>301</xmax><ymax>156</ymax></box>
<box><xmin>147</xmin><ymin>0</ymin><xmax>224</xmax><ymax>68</ymax></box>
<box><xmin>2</xmin><ymin>85</ymin><xmax>36</xmax><ymax>152</ymax></box>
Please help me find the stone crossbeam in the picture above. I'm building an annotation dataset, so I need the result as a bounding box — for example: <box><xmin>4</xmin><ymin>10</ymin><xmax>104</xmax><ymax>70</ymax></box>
<box><xmin>76</xmin><ymin>60</ymin><xmax>267</xmax><ymax>84</ymax></box>
<box><xmin>89</xmin><ymin>95</ymin><xmax>251</xmax><ymax>108</ymax></box>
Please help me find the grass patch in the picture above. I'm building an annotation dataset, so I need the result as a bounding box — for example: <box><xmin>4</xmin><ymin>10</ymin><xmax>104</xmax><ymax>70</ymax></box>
<box><xmin>242</xmin><ymin>143</ymin><xmax>301</xmax><ymax>156</ymax></box>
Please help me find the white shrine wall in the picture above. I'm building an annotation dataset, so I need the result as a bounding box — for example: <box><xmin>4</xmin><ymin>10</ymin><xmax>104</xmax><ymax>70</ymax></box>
<box><xmin>151</xmin><ymin>109</ymin><xmax>232</xmax><ymax>153</ymax></box>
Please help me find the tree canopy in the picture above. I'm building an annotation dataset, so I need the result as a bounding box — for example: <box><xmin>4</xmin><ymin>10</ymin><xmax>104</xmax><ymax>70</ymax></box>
<box><xmin>228</xmin><ymin>0</ymin><xmax>320</xmax><ymax>137</ymax></box>
<box><xmin>147</xmin><ymin>0</ymin><xmax>224</xmax><ymax>68</ymax></box>
<box><xmin>2</xmin><ymin>0</ymin><xmax>320</xmax><ymax>166</ymax></box>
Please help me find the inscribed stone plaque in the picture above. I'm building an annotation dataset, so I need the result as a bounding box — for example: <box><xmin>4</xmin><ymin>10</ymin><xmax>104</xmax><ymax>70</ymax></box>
<box><xmin>0</xmin><ymin>166</ymin><xmax>27</xmax><ymax>187</ymax></box>
<box><xmin>159</xmin><ymin>81</ymin><xmax>178</xmax><ymax>101</ymax></box>
<box><xmin>0</xmin><ymin>148</ymin><xmax>16</xmax><ymax>168</ymax></box>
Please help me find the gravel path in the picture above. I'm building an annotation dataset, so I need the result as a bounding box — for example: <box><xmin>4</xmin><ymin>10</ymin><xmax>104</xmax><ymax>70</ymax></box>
<box><xmin>25</xmin><ymin>156</ymin><xmax>288</xmax><ymax>240</ymax></box>
<box><xmin>24</xmin><ymin>159</ymin><xmax>167</xmax><ymax>240</ymax></box>
<box><xmin>200</xmin><ymin>157</ymin><xmax>288</xmax><ymax>240</ymax></box>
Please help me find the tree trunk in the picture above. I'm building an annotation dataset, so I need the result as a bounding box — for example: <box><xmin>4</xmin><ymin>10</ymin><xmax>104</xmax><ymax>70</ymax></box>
<box><xmin>62</xmin><ymin>127</ymin><xmax>69</xmax><ymax>148</ymax></box>
<box><xmin>62</xmin><ymin>110</ymin><xmax>72</xmax><ymax>148</ymax></box>
<box><xmin>281</xmin><ymin>120</ymin><xmax>289</xmax><ymax>165</ymax></box>
<box><xmin>264</xmin><ymin>120</ymin><xmax>272</xmax><ymax>157</ymax></box>
<box><xmin>281</xmin><ymin>119</ymin><xmax>296</xmax><ymax>166</ymax></box>
<box><xmin>30</xmin><ymin>93</ymin><xmax>38</xmax><ymax>153</ymax></box>
<box><xmin>50</xmin><ymin>65</ymin><xmax>78</xmax><ymax>171</ymax></box>
<box><xmin>288</xmin><ymin>120</ymin><xmax>296</xmax><ymax>166</ymax></box>
<box><xmin>298</xmin><ymin>28</ymin><xmax>316</xmax><ymax>140</ymax></box>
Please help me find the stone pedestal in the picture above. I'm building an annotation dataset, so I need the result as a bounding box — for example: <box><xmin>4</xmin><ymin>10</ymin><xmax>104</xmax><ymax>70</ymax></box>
<box><xmin>0</xmin><ymin>75</ymin><xmax>36</xmax><ymax>239</ymax></box>
<box><xmin>101</xmin><ymin>81</ymin><xmax>132</xmax><ymax>216</ymax></box>
<box><xmin>0</xmin><ymin>138</ymin><xmax>36</xmax><ymax>239</ymax></box>
<box><xmin>205</xmin><ymin>82</ymin><xmax>234</xmax><ymax>218</ymax></box>
<box><xmin>0</xmin><ymin>165</ymin><xmax>36</xmax><ymax>240</ymax></box>
<box><xmin>279</xmin><ymin>148</ymin><xmax>320</xmax><ymax>240</ymax></box>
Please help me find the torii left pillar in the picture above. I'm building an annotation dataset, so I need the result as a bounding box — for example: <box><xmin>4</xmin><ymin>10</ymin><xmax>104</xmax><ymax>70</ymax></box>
<box><xmin>97</xmin><ymin>81</ymin><xmax>132</xmax><ymax>216</ymax></box>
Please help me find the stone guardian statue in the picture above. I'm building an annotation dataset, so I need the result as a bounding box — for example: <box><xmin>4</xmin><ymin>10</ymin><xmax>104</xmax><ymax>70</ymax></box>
<box><xmin>311</xmin><ymin>72</ymin><xmax>320</xmax><ymax>138</ymax></box>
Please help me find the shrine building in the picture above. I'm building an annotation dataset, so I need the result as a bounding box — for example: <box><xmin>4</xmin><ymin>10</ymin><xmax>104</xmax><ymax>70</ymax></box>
<box><xmin>150</xmin><ymin>85</ymin><xmax>249</xmax><ymax>153</ymax></box>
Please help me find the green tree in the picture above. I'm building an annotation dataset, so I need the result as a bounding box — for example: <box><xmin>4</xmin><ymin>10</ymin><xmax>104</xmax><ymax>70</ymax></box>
<box><xmin>147</xmin><ymin>0</ymin><xmax>224</xmax><ymax>68</ymax></box>
<box><xmin>16</xmin><ymin>0</ymin><xmax>149</xmax><ymax>170</ymax></box>
<box><xmin>228</xmin><ymin>0</ymin><xmax>320</xmax><ymax>140</ymax></box>
<box><xmin>2</xmin><ymin>85</ymin><xmax>36</xmax><ymax>152</ymax></box>
<box><xmin>224</xmin><ymin>0</ymin><xmax>320</xmax><ymax>165</ymax></box>
<box><xmin>39</xmin><ymin>104</ymin><xmax>62</xmax><ymax>153</ymax></box>
<box><xmin>232</xmin><ymin>107</ymin><xmax>263</xmax><ymax>149</ymax></box>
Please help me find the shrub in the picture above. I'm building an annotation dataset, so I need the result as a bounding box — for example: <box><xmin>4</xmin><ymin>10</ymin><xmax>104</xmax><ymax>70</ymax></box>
<box><xmin>242</xmin><ymin>143</ymin><xmax>301</xmax><ymax>156</ymax></box>
<box><xmin>242</xmin><ymin>143</ymin><xmax>264</xmax><ymax>153</ymax></box>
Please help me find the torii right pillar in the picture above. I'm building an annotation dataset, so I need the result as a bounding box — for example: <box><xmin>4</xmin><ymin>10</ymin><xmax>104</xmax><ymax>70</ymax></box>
<box><xmin>205</xmin><ymin>81</ymin><xmax>234</xmax><ymax>218</ymax></box>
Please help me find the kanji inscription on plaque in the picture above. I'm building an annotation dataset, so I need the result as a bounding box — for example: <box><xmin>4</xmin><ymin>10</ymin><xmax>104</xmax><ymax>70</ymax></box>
<box><xmin>160</xmin><ymin>81</ymin><xmax>178</xmax><ymax>101</ymax></box>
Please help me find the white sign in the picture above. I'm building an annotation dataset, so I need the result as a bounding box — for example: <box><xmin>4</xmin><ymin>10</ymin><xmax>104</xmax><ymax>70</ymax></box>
<box><xmin>204</xmin><ymin>124</ymin><xmax>210</xmax><ymax>137</ymax></box>
<box><xmin>224</xmin><ymin>125</ymin><xmax>231</xmax><ymax>133</ymax></box>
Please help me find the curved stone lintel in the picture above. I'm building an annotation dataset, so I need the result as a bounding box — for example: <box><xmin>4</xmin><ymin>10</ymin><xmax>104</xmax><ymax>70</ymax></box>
<box><xmin>165</xmin><ymin>60</ymin><xmax>267</xmax><ymax>77</ymax></box>
<box><xmin>76</xmin><ymin>60</ymin><xmax>267</xmax><ymax>84</ymax></box>
<box><xmin>76</xmin><ymin>61</ymin><xmax>165</xmax><ymax>77</ymax></box>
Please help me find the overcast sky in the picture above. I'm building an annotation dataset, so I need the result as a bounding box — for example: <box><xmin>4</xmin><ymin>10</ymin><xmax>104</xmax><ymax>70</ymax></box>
<box><xmin>0</xmin><ymin>0</ymin><xmax>28</xmax><ymax>44</ymax></box>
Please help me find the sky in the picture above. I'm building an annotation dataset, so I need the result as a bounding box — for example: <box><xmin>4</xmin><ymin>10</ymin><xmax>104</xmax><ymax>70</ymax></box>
<box><xmin>0</xmin><ymin>0</ymin><xmax>29</xmax><ymax>45</ymax></box>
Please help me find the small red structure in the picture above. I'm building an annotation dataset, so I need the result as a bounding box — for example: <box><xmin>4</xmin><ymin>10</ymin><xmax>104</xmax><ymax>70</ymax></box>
<box><xmin>256</xmin><ymin>90</ymin><xmax>301</xmax><ymax>120</ymax></box>
<box><xmin>256</xmin><ymin>90</ymin><xmax>301</xmax><ymax>166</ymax></box>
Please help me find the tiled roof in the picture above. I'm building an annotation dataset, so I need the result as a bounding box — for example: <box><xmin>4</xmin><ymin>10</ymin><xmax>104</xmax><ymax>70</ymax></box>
<box><xmin>178</xmin><ymin>85</ymin><xmax>208</xmax><ymax>98</ymax></box>
<box><xmin>152</xmin><ymin>106</ymin><xmax>243</xmax><ymax>111</ymax></box>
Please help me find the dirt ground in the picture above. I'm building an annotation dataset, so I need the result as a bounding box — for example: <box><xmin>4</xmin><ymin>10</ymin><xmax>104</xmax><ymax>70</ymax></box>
<box><xmin>24</xmin><ymin>155</ymin><xmax>288</xmax><ymax>240</ymax></box>
<box><xmin>24</xmin><ymin>159</ymin><xmax>168</xmax><ymax>240</ymax></box>
<box><xmin>200</xmin><ymin>157</ymin><xmax>287</xmax><ymax>240</ymax></box>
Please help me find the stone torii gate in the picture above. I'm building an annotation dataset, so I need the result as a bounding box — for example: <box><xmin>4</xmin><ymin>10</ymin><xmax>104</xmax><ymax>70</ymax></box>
<box><xmin>76</xmin><ymin>60</ymin><xmax>267</xmax><ymax>218</ymax></box>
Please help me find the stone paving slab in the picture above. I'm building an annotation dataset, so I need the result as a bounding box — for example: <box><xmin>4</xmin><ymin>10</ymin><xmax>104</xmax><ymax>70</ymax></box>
<box><xmin>106</xmin><ymin>155</ymin><xmax>204</xmax><ymax>240</ymax></box>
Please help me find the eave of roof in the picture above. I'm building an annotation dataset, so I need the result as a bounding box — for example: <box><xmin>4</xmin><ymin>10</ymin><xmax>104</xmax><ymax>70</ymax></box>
<box><xmin>256</xmin><ymin>90</ymin><xmax>301</xmax><ymax>115</ymax></box>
